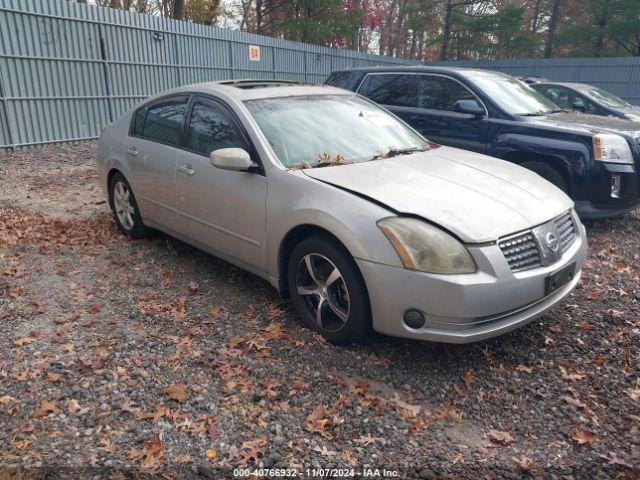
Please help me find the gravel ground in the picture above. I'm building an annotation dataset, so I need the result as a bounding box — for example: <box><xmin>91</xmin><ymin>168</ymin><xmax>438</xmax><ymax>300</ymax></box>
<box><xmin>0</xmin><ymin>142</ymin><xmax>638</xmax><ymax>479</ymax></box>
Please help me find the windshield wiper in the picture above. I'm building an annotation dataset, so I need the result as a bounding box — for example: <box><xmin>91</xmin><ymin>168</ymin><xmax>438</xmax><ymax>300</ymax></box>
<box><xmin>373</xmin><ymin>147</ymin><xmax>427</xmax><ymax>160</ymax></box>
<box><xmin>312</xmin><ymin>161</ymin><xmax>340</xmax><ymax>168</ymax></box>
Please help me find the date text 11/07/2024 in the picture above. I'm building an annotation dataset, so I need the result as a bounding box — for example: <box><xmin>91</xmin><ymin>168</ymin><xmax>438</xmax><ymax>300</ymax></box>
<box><xmin>232</xmin><ymin>468</ymin><xmax>401</xmax><ymax>477</ymax></box>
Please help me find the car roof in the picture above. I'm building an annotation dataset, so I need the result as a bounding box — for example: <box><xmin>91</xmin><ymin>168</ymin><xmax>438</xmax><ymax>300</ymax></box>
<box><xmin>168</xmin><ymin>80</ymin><xmax>350</xmax><ymax>101</ymax></box>
<box><xmin>330</xmin><ymin>65</ymin><xmax>507</xmax><ymax>78</ymax></box>
<box><xmin>535</xmin><ymin>81</ymin><xmax>594</xmax><ymax>90</ymax></box>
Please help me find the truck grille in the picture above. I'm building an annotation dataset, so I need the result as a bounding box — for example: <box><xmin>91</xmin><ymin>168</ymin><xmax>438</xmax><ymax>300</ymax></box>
<box><xmin>499</xmin><ymin>211</ymin><xmax>577</xmax><ymax>272</ymax></box>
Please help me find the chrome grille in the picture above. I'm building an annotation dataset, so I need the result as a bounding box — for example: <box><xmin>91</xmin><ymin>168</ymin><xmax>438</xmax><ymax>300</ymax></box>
<box><xmin>554</xmin><ymin>212</ymin><xmax>576</xmax><ymax>254</ymax></box>
<box><xmin>499</xmin><ymin>211</ymin><xmax>578</xmax><ymax>272</ymax></box>
<box><xmin>498</xmin><ymin>231</ymin><xmax>542</xmax><ymax>271</ymax></box>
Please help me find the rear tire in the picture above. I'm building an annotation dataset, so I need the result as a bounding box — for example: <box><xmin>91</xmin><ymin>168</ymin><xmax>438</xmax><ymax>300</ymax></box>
<box><xmin>108</xmin><ymin>172</ymin><xmax>150</xmax><ymax>239</ymax></box>
<box><xmin>520</xmin><ymin>161</ymin><xmax>568</xmax><ymax>193</ymax></box>
<box><xmin>287</xmin><ymin>236</ymin><xmax>371</xmax><ymax>345</ymax></box>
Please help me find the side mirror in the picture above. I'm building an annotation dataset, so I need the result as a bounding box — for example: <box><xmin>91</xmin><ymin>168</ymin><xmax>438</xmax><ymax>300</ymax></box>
<box><xmin>210</xmin><ymin>148</ymin><xmax>257</xmax><ymax>172</ymax></box>
<box><xmin>453</xmin><ymin>99</ymin><xmax>484</xmax><ymax>117</ymax></box>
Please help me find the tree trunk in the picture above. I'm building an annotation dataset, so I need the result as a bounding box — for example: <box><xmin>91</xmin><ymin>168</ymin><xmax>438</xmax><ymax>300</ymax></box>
<box><xmin>531</xmin><ymin>0</ymin><xmax>541</xmax><ymax>32</ymax></box>
<box><xmin>440</xmin><ymin>0</ymin><xmax>453</xmax><ymax>61</ymax></box>
<box><xmin>543</xmin><ymin>0</ymin><xmax>562</xmax><ymax>58</ymax></box>
<box><xmin>172</xmin><ymin>0</ymin><xmax>186</xmax><ymax>20</ymax></box>
<box><xmin>594</xmin><ymin>0</ymin><xmax>610</xmax><ymax>52</ymax></box>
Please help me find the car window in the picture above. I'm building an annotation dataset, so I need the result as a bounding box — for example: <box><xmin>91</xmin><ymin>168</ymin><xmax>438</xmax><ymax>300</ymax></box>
<box><xmin>568</xmin><ymin>92</ymin><xmax>600</xmax><ymax>114</ymax></box>
<box><xmin>358</xmin><ymin>74</ymin><xmax>418</xmax><ymax>108</ymax></box>
<box><xmin>416</xmin><ymin>76</ymin><xmax>444</xmax><ymax>109</ymax></box>
<box><xmin>416</xmin><ymin>75</ymin><xmax>477</xmax><ymax>111</ymax></box>
<box><xmin>185</xmin><ymin>97</ymin><xmax>248</xmax><ymax>156</ymax></box>
<box><xmin>541</xmin><ymin>86</ymin><xmax>572</xmax><ymax>109</ymax></box>
<box><xmin>135</xmin><ymin>96</ymin><xmax>189</xmax><ymax>146</ymax></box>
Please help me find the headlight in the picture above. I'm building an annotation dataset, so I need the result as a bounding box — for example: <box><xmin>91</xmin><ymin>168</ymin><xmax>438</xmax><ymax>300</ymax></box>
<box><xmin>625</xmin><ymin>113</ymin><xmax>640</xmax><ymax>122</ymax></box>
<box><xmin>377</xmin><ymin>217</ymin><xmax>476</xmax><ymax>274</ymax></box>
<box><xmin>593</xmin><ymin>134</ymin><xmax>634</xmax><ymax>164</ymax></box>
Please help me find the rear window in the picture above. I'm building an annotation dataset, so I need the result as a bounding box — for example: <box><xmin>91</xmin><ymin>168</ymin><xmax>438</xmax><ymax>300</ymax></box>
<box><xmin>132</xmin><ymin>95</ymin><xmax>189</xmax><ymax>146</ymax></box>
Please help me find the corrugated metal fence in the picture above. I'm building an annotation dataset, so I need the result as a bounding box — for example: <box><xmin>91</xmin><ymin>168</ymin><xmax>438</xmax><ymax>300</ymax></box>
<box><xmin>0</xmin><ymin>0</ymin><xmax>415</xmax><ymax>149</ymax></box>
<box><xmin>430</xmin><ymin>57</ymin><xmax>640</xmax><ymax>106</ymax></box>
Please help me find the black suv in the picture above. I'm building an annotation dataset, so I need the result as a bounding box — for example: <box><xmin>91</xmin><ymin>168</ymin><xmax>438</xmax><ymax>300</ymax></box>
<box><xmin>326</xmin><ymin>66</ymin><xmax>640</xmax><ymax>219</ymax></box>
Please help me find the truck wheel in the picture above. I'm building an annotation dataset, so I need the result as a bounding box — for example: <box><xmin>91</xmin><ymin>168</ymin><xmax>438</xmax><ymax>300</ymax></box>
<box><xmin>521</xmin><ymin>161</ymin><xmax>568</xmax><ymax>193</ymax></box>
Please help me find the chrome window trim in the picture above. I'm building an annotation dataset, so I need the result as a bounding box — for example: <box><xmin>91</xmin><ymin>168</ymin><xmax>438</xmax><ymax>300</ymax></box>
<box><xmin>355</xmin><ymin>71</ymin><xmax>489</xmax><ymax>117</ymax></box>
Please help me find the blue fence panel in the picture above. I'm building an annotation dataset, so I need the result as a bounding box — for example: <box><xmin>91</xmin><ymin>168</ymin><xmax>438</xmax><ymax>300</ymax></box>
<box><xmin>0</xmin><ymin>0</ymin><xmax>416</xmax><ymax>148</ymax></box>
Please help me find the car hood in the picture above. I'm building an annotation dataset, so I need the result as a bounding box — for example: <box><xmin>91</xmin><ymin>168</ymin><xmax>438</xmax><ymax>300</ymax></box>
<box><xmin>525</xmin><ymin>111</ymin><xmax>640</xmax><ymax>136</ymax></box>
<box><xmin>302</xmin><ymin>146</ymin><xmax>573</xmax><ymax>244</ymax></box>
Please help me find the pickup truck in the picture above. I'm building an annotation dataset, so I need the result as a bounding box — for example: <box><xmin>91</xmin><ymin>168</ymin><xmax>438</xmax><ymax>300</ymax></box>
<box><xmin>326</xmin><ymin>66</ymin><xmax>640</xmax><ymax>219</ymax></box>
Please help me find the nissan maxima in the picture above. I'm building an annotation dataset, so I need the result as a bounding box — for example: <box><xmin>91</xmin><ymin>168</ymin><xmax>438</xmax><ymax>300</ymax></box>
<box><xmin>96</xmin><ymin>80</ymin><xmax>587</xmax><ymax>345</ymax></box>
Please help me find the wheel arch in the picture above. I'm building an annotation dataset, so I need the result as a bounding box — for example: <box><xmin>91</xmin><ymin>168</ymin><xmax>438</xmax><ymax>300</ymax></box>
<box><xmin>501</xmin><ymin>151</ymin><xmax>572</xmax><ymax>194</ymax></box>
<box><xmin>277</xmin><ymin>224</ymin><xmax>367</xmax><ymax>299</ymax></box>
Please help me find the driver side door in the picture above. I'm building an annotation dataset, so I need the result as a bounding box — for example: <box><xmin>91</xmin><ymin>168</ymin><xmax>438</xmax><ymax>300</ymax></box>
<box><xmin>176</xmin><ymin>96</ymin><xmax>267</xmax><ymax>271</ymax></box>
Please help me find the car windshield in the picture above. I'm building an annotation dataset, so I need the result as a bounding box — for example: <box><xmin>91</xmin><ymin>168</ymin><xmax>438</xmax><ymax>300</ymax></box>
<box><xmin>464</xmin><ymin>71</ymin><xmax>560</xmax><ymax>116</ymax></box>
<box><xmin>576</xmin><ymin>86</ymin><xmax>630</xmax><ymax>108</ymax></box>
<box><xmin>244</xmin><ymin>94</ymin><xmax>429</xmax><ymax>168</ymax></box>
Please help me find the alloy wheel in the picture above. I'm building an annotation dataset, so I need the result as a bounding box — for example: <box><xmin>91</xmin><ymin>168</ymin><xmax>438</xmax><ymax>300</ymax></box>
<box><xmin>113</xmin><ymin>180</ymin><xmax>135</xmax><ymax>231</ymax></box>
<box><xmin>295</xmin><ymin>253</ymin><xmax>350</xmax><ymax>332</ymax></box>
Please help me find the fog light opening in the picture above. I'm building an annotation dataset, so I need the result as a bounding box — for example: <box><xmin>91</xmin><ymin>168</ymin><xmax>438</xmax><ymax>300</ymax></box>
<box><xmin>404</xmin><ymin>309</ymin><xmax>425</xmax><ymax>329</ymax></box>
<box><xmin>611</xmin><ymin>175</ymin><xmax>621</xmax><ymax>199</ymax></box>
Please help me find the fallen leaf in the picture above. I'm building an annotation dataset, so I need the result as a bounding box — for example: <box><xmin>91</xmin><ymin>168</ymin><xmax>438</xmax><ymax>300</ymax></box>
<box><xmin>164</xmin><ymin>384</ymin><xmax>189</xmax><ymax>402</ymax></box>
<box><xmin>515</xmin><ymin>365</ymin><xmax>533</xmax><ymax>373</ymax></box>
<box><xmin>0</xmin><ymin>395</ymin><xmax>14</xmax><ymax>405</ymax></box>
<box><xmin>313</xmin><ymin>445</ymin><xmax>337</xmax><ymax>456</ymax></box>
<box><xmin>355</xmin><ymin>433</ymin><xmax>385</xmax><ymax>446</ymax></box>
<box><xmin>461</xmin><ymin>370</ymin><xmax>474</xmax><ymax>387</ymax></box>
<box><xmin>12</xmin><ymin>337</ymin><xmax>36</xmax><ymax>347</ymax></box>
<box><xmin>513</xmin><ymin>455</ymin><xmax>533</xmax><ymax>471</ymax></box>
<box><xmin>488</xmin><ymin>429</ymin><xmax>516</xmax><ymax>445</ymax></box>
<box><xmin>571</xmin><ymin>429</ymin><xmax>596</xmax><ymax>444</ymax></box>
<box><xmin>626</xmin><ymin>388</ymin><xmax>640</xmax><ymax>403</ymax></box>
<box><xmin>561</xmin><ymin>396</ymin><xmax>586</xmax><ymax>409</ymax></box>
<box><xmin>34</xmin><ymin>400</ymin><xmax>61</xmax><ymax>418</ymax></box>
<box><xmin>599</xmin><ymin>451</ymin><xmax>634</xmax><ymax>468</ymax></box>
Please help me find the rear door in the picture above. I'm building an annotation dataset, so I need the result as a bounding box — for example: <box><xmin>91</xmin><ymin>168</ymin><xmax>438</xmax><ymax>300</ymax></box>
<box><xmin>126</xmin><ymin>95</ymin><xmax>190</xmax><ymax>230</ymax></box>
<box><xmin>357</xmin><ymin>73</ymin><xmax>489</xmax><ymax>153</ymax></box>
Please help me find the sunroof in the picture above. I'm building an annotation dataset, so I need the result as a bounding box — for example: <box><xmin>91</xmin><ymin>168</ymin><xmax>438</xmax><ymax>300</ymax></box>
<box><xmin>218</xmin><ymin>80</ymin><xmax>307</xmax><ymax>90</ymax></box>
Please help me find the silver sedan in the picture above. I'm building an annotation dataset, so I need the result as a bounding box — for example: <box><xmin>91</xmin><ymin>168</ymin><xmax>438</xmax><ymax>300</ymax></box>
<box><xmin>96</xmin><ymin>80</ymin><xmax>587</xmax><ymax>345</ymax></box>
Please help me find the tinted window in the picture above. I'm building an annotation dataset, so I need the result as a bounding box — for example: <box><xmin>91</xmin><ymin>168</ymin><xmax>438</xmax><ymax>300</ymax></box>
<box><xmin>185</xmin><ymin>98</ymin><xmax>247</xmax><ymax>156</ymax></box>
<box><xmin>416</xmin><ymin>76</ymin><xmax>445</xmax><ymax>109</ymax></box>
<box><xmin>415</xmin><ymin>75</ymin><xmax>476</xmax><ymax>111</ymax></box>
<box><xmin>132</xmin><ymin>108</ymin><xmax>147</xmax><ymax>136</ymax></box>
<box><xmin>359</xmin><ymin>74</ymin><xmax>418</xmax><ymax>108</ymax></box>
<box><xmin>137</xmin><ymin>96</ymin><xmax>188</xmax><ymax>146</ymax></box>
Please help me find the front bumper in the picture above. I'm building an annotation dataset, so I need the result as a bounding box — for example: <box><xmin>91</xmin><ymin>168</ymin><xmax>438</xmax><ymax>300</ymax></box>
<box><xmin>578</xmin><ymin>162</ymin><xmax>640</xmax><ymax>219</ymax></box>
<box><xmin>357</xmin><ymin>220</ymin><xmax>587</xmax><ymax>344</ymax></box>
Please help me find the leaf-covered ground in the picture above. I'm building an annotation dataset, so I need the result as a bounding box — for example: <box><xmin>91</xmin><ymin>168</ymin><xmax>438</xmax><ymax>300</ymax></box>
<box><xmin>0</xmin><ymin>142</ymin><xmax>638</xmax><ymax>479</ymax></box>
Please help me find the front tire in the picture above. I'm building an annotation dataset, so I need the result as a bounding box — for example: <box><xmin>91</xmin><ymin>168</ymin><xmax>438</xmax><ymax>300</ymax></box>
<box><xmin>108</xmin><ymin>172</ymin><xmax>150</xmax><ymax>239</ymax></box>
<box><xmin>287</xmin><ymin>236</ymin><xmax>371</xmax><ymax>345</ymax></box>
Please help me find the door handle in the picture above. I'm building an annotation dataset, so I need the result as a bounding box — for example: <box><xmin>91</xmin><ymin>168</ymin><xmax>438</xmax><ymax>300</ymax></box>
<box><xmin>126</xmin><ymin>146</ymin><xmax>138</xmax><ymax>157</ymax></box>
<box><xmin>177</xmin><ymin>164</ymin><xmax>195</xmax><ymax>176</ymax></box>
